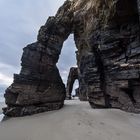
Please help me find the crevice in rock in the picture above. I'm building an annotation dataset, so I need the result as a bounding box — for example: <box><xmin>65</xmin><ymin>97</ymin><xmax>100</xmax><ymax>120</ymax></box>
<box><xmin>92</xmin><ymin>45</ymin><xmax>111</xmax><ymax>108</ymax></box>
<box><xmin>121</xmin><ymin>87</ymin><xmax>136</xmax><ymax>104</ymax></box>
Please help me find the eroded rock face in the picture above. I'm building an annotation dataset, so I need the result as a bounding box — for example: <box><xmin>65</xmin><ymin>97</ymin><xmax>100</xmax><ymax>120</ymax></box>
<box><xmin>73</xmin><ymin>0</ymin><xmax>140</xmax><ymax>112</ymax></box>
<box><xmin>66</xmin><ymin>66</ymin><xmax>88</xmax><ymax>101</ymax></box>
<box><xmin>3</xmin><ymin>0</ymin><xmax>140</xmax><ymax>116</ymax></box>
<box><xmin>3</xmin><ymin>1</ymin><xmax>73</xmax><ymax>117</ymax></box>
<box><xmin>66</xmin><ymin>67</ymin><xmax>78</xmax><ymax>99</ymax></box>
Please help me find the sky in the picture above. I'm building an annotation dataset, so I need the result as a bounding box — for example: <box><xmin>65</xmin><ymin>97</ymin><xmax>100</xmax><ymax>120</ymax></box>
<box><xmin>0</xmin><ymin>0</ymin><xmax>78</xmax><ymax>98</ymax></box>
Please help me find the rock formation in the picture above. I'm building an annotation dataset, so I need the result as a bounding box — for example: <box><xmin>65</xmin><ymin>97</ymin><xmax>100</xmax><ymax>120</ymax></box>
<box><xmin>66</xmin><ymin>67</ymin><xmax>88</xmax><ymax>101</ymax></box>
<box><xmin>66</xmin><ymin>67</ymin><xmax>78</xmax><ymax>100</ymax></box>
<box><xmin>3</xmin><ymin>1</ymin><xmax>73</xmax><ymax>116</ymax></box>
<box><xmin>73</xmin><ymin>0</ymin><xmax>140</xmax><ymax>113</ymax></box>
<box><xmin>3</xmin><ymin>0</ymin><xmax>140</xmax><ymax>116</ymax></box>
<box><xmin>66</xmin><ymin>50</ymin><xmax>89</xmax><ymax>101</ymax></box>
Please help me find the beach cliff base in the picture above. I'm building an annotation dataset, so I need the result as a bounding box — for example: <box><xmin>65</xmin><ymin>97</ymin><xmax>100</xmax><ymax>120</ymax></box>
<box><xmin>0</xmin><ymin>100</ymin><xmax>140</xmax><ymax>140</ymax></box>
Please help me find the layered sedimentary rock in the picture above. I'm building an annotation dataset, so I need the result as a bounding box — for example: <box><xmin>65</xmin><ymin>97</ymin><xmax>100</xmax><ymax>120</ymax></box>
<box><xmin>76</xmin><ymin>51</ymin><xmax>89</xmax><ymax>101</ymax></box>
<box><xmin>66</xmin><ymin>67</ymin><xmax>78</xmax><ymax>99</ymax></box>
<box><xmin>3</xmin><ymin>1</ymin><xmax>73</xmax><ymax>116</ymax></box>
<box><xmin>73</xmin><ymin>0</ymin><xmax>140</xmax><ymax>113</ymax></box>
<box><xmin>66</xmin><ymin>66</ymin><xmax>88</xmax><ymax>101</ymax></box>
<box><xmin>3</xmin><ymin>0</ymin><xmax>140</xmax><ymax>116</ymax></box>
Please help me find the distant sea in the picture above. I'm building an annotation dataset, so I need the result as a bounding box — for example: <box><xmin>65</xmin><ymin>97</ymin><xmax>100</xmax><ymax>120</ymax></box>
<box><xmin>0</xmin><ymin>93</ymin><xmax>5</xmax><ymax>115</ymax></box>
<box><xmin>0</xmin><ymin>93</ymin><xmax>4</xmax><ymax>102</ymax></box>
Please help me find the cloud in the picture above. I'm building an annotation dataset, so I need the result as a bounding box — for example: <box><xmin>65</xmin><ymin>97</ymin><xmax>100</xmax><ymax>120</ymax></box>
<box><xmin>0</xmin><ymin>0</ymin><xmax>78</xmax><ymax>96</ymax></box>
<box><xmin>0</xmin><ymin>62</ymin><xmax>17</xmax><ymax>93</ymax></box>
<box><xmin>58</xmin><ymin>35</ymin><xmax>77</xmax><ymax>83</ymax></box>
<box><xmin>0</xmin><ymin>73</ymin><xmax>13</xmax><ymax>86</ymax></box>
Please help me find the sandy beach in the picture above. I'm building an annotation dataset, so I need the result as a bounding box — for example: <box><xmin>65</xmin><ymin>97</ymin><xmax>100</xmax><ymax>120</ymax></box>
<box><xmin>0</xmin><ymin>100</ymin><xmax>140</xmax><ymax>140</ymax></box>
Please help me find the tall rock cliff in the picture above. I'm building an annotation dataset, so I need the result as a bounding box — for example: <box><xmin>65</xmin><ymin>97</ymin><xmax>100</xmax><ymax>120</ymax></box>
<box><xmin>3</xmin><ymin>0</ymin><xmax>140</xmax><ymax>116</ymax></box>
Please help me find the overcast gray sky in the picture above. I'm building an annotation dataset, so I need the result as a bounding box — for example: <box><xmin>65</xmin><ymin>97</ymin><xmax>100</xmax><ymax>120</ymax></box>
<box><xmin>0</xmin><ymin>0</ymin><xmax>77</xmax><ymax>97</ymax></box>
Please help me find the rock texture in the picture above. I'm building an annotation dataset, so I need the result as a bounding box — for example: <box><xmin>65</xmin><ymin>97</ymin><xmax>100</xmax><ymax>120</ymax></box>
<box><xmin>66</xmin><ymin>67</ymin><xmax>78</xmax><ymax>100</ymax></box>
<box><xmin>3</xmin><ymin>0</ymin><xmax>140</xmax><ymax>116</ymax></box>
<box><xmin>73</xmin><ymin>0</ymin><xmax>140</xmax><ymax>113</ymax></box>
<box><xmin>3</xmin><ymin>1</ymin><xmax>73</xmax><ymax>116</ymax></box>
<box><xmin>66</xmin><ymin>66</ymin><xmax>88</xmax><ymax>101</ymax></box>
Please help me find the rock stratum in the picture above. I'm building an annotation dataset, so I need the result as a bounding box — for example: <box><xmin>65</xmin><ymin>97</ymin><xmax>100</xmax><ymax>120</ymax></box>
<box><xmin>3</xmin><ymin>0</ymin><xmax>140</xmax><ymax>116</ymax></box>
<box><xmin>66</xmin><ymin>67</ymin><xmax>78</xmax><ymax>100</ymax></box>
<box><xmin>66</xmin><ymin>67</ymin><xmax>88</xmax><ymax>101</ymax></box>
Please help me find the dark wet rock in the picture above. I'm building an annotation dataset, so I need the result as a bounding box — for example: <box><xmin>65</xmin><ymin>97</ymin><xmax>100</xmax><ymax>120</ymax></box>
<box><xmin>3</xmin><ymin>0</ymin><xmax>140</xmax><ymax>116</ymax></box>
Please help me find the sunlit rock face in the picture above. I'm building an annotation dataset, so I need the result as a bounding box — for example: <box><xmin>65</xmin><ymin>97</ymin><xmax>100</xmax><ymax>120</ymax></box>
<box><xmin>3</xmin><ymin>0</ymin><xmax>140</xmax><ymax>116</ymax></box>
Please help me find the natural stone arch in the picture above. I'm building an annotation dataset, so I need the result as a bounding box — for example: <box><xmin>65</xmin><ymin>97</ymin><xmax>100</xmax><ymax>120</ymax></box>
<box><xmin>66</xmin><ymin>67</ymin><xmax>88</xmax><ymax>101</ymax></box>
<box><xmin>66</xmin><ymin>67</ymin><xmax>78</xmax><ymax>100</ymax></box>
<box><xmin>3</xmin><ymin>0</ymin><xmax>140</xmax><ymax>116</ymax></box>
<box><xmin>3</xmin><ymin>1</ymin><xmax>74</xmax><ymax>116</ymax></box>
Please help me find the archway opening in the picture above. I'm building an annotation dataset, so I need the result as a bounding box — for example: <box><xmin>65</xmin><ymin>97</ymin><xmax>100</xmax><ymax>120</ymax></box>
<box><xmin>57</xmin><ymin>34</ymin><xmax>79</xmax><ymax>100</ymax></box>
<box><xmin>71</xmin><ymin>79</ymin><xmax>79</xmax><ymax>99</ymax></box>
<box><xmin>57</xmin><ymin>34</ymin><xmax>77</xmax><ymax>83</ymax></box>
